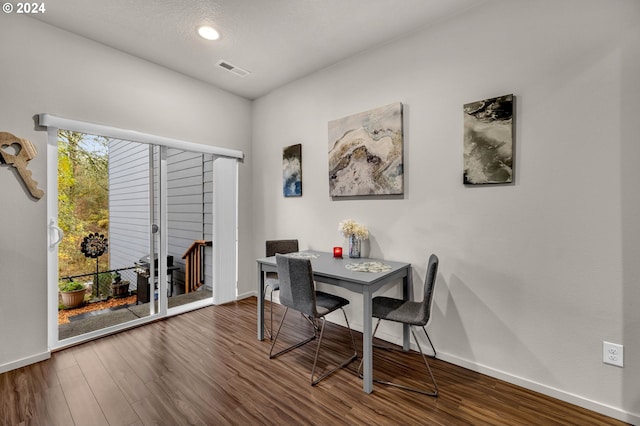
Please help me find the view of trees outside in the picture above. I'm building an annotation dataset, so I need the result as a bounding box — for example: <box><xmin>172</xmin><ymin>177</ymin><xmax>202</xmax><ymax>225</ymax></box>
<box><xmin>58</xmin><ymin>130</ymin><xmax>110</xmax><ymax>279</ymax></box>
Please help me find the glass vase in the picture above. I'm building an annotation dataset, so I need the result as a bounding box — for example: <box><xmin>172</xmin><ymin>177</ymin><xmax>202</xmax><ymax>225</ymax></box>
<box><xmin>348</xmin><ymin>234</ymin><xmax>361</xmax><ymax>258</ymax></box>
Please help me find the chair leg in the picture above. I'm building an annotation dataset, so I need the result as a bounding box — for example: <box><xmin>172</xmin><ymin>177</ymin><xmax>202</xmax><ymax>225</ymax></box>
<box><xmin>310</xmin><ymin>308</ymin><xmax>358</xmax><ymax>386</ymax></box>
<box><xmin>342</xmin><ymin>308</ymin><xmax>359</xmax><ymax>361</ymax></box>
<box><xmin>370</xmin><ymin>322</ymin><xmax>435</xmax><ymax>358</ymax></box>
<box><xmin>263</xmin><ymin>285</ymin><xmax>274</xmax><ymax>340</ymax></box>
<box><xmin>358</xmin><ymin>320</ymin><xmax>438</xmax><ymax>397</ymax></box>
<box><xmin>406</xmin><ymin>326</ymin><xmax>438</xmax><ymax>396</ymax></box>
<box><xmin>422</xmin><ymin>326</ymin><xmax>436</xmax><ymax>358</ymax></box>
<box><xmin>302</xmin><ymin>313</ymin><xmax>319</xmax><ymax>334</ymax></box>
<box><xmin>265</xmin><ymin>288</ymin><xmax>315</xmax><ymax>340</ymax></box>
<box><xmin>269</xmin><ymin>307</ymin><xmax>316</xmax><ymax>359</ymax></box>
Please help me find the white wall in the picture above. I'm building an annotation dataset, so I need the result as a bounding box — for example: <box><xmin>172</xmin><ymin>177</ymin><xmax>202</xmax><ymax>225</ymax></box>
<box><xmin>0</xmin><ymin>16</ymin><xmax>252</xmax><ymax>371</ymax></box>
<box><xmin>251</xmin><ymin>0</ymin><xmax>640</xmax><ymax>422</ymax></box>
<box><xmin>1</xmin><ymin>1</ymin><xmax>638</xmax><ymax>422</ymax></box>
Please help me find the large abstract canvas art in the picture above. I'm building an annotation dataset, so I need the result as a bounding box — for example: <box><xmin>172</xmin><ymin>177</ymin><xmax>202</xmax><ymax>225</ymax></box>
<box><xmin>463</xmin><ymin>94</ymin><xmax>513</xmax><ymax>184</ymax></box>
<box><xmin>328</xmin><ymin>102</ymin><xmax>403</xmax><ymax>197</ymax></box>
<box><xmin>283</xmin><ymin>143</ymin><xmax>302</xmax><ymax>197</ymax></box>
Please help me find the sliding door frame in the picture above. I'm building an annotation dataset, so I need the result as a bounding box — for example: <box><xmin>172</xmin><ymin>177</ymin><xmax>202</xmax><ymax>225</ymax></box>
<box><xmin>43</xmin><ymin>114</ymin><xmax>242</xmax><ymax>350</ymax></box>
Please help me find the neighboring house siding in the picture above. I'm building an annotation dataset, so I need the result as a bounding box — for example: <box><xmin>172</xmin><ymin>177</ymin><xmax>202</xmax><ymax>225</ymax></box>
<box><xmin>167</xmin><ymin>149</ymin><xmax>204</xmax><ymax>292</ymax></box>
<box><xmin>109</xmin><ymin>143</ymin><xmax>213</xmax><ymax>293</ymax></box>
<box><xmin>203</xmin><ymin>155</ymin><xmax>214</xmax><ymax>289</ymax></box>
<box><xmin>108</xmin><ymin>139</ymin><xmax>150</xmax><ymax>287</ymax></box>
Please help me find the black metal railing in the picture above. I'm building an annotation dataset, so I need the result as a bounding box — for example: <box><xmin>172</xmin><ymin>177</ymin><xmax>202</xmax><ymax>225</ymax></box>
<box><xmin>59</xmin><ymin>266</ymin><xmax>137</xmax><ymax>299</ymax></box>
<box><xmin>59</xmin><ymin>266</ymin><xmax>137</xmax><ymax>282</ymax></box>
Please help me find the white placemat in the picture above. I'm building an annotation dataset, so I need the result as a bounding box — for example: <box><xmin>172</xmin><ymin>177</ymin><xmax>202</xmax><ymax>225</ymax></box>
<box><xmin>345</xmin><ymin>261</ymin><xmax>392</xmax><ymax>273</ymax></box>
<box><xmin>287</xmin><ymin>252</ymin><xmax>320</xmax><ymax>259</ymax></box>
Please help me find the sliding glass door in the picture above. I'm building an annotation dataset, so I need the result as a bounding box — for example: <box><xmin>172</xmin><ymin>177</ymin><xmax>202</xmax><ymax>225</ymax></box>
<box><xmin>45</xmin><ymin>117</ymin><xmax>238</xmax><ymax>349</ymax></box>
<box><xmin>54</xmin><ymin>133</ymin><xmax>158</xmax><ymax>343</ymax></box>
<box><xmin>39</xmin><ymin>114</ymin><xmax>243</xmax><ymax>349</ymax></box>
<box><xmin>164</xmin><ymin>148</ymin><xmax>215</xmax><ymax>310</ymax></box>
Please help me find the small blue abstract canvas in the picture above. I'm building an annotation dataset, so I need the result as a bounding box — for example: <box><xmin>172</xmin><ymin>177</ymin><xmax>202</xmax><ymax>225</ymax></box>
<box><xmin>283</xmin><ymin>143</ymin><xmax>302</xmax><ymax>197</ymax></box>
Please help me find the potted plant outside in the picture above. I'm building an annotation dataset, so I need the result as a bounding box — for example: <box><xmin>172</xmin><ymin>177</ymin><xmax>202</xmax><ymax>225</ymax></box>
<box><xmin>59</xmin><ymin>281</ymin><xmax>86</xmax><ymax>309</ymax></box>
<box><xmin>111</xmin><ymin>272</ymin><xmax>130</xmax><ymax>298</ymax></box>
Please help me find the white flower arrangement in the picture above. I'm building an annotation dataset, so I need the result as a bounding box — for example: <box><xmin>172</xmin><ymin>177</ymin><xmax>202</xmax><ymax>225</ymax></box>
<box><xmin>339</xmin><ymin>219</ymin><xmax>369</xmax><ymax>240</ymax></box>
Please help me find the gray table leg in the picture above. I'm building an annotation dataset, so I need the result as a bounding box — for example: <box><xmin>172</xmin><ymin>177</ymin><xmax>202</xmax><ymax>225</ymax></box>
<box><xmin>257</xmin><ymin>264</ymin><xmax>265</xmax><ymax>340</ymax></box>
<box><xmin>402</xmin><ymin>272</ymin><xmax>410</xmax><ymax>351</ymax></box>
<box><xmin>362</xmin><ymin>288</ymin><xmax>373</xmax><ymax>393</ymax></box>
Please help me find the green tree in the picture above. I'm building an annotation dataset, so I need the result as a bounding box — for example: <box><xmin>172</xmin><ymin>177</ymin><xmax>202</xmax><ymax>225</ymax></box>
<box><xmin>58</xmin><ymin>131</ymin><xmax>110</xmax><ymax>279</ymax></box>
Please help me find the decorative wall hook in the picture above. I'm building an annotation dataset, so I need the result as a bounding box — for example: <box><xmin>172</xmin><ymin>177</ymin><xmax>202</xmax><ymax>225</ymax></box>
<box><xmin>0</xmin><ymin>132</ymin><xmax>44</xmax><ymax>199</ymax></box>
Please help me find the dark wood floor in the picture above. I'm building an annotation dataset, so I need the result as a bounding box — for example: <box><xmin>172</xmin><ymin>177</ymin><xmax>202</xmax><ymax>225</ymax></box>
<box><xmin>0</xmin><ymin>297</ymin><xmax>628</xmax><ymax>426</ymax></box>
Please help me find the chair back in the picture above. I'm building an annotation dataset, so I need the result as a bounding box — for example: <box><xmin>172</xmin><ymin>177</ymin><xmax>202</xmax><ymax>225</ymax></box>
<box><xmin>418</xmin><ymin>254</ymin><xmax>439</xmax><ymax>326</ymax></box>
<box><xmin>275</xmin><ymin>254</ymin><xmax>317</xmax><ymax>317</ymax></box>
<box><xmin>266</xmin><ymin>239</ymin><xmax>299</xmax><ymax>257</ymax></box>
<box><xmin>266</xmin><ymin>240</ymin><xmax>299</xmax><ymax>280</ymax></box>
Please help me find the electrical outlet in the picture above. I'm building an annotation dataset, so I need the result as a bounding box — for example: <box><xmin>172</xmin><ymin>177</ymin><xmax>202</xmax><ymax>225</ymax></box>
<box><xmin>603</xmin><ymin>341</ymin><xmax>624</xmax><ymax>367</ymax></box>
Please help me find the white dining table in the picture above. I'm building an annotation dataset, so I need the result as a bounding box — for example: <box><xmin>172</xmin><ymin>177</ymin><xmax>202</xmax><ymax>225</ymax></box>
<box><xmin>256</xmin><ymin>250</ymin><xmax>411</xmax><ymax>394</ymax></box>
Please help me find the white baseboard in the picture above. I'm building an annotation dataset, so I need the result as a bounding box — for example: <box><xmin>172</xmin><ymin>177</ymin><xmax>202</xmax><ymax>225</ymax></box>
<box><xmin>237</xmin><ymin>291</ymin><xmax>256</xmax><ymax>300</ymax></box>
<box><xmin>0</xmin><ymin>351</ymin><xmax>51</xmax><ymax>374</ymax></box>
<box><xmin>250</xmin><ymin>293</ymin><xmax>639</xmax><ymax>423</ymax></box>
<box><xmin>434</xmin><ymin>351</ymin><xmax>639</xmax><ymax>425</ymax></box>
<box><xmin>373</xmin><ymin>328</ymin><xmax>638</xmax><ymax>424</ymax></box>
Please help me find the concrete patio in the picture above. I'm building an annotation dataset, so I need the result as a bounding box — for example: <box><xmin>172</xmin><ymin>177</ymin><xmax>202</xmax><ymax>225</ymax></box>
<box><xmin>59</xmin><ymin>289</ymin><xmax>212</xmax><ymax>340</ymax></box>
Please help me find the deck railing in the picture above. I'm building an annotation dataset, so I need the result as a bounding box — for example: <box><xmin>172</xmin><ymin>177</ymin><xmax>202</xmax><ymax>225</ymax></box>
<box><xmin>182</xmin><ymin>240</ymin><xmax>212</xmax><ymax>293</ymax></box>
<box><xmin>59</xmin><ymin>266</ymin><xmax>137</xmax><ymax>299</ymax></box>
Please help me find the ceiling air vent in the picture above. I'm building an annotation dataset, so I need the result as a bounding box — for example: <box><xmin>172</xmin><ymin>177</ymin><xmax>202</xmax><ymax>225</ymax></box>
<box><xmin>217</xmin><ymin>60</ymin><xmax>250</xmax><ymax>77</ymax></box>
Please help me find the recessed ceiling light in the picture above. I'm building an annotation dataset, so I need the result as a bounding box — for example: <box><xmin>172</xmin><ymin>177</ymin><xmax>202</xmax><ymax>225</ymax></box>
<box><xmin>197</xmin><ymin>26</ymin><xmax>220</xmax><ymax>41</ymax></box>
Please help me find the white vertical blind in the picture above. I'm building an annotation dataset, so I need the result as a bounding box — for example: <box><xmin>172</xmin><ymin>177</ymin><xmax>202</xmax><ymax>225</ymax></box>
<box><xmin>212</xmin><ymin>157</ymin><xmax>238</xmax><ymax>304</ymax></box>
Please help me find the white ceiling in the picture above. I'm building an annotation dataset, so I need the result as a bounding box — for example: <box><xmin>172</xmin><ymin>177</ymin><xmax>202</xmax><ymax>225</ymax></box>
<box><xmin>32</xmin><ymin>0</ymin><xmax>485</xmax><ymax>100</ymax></box>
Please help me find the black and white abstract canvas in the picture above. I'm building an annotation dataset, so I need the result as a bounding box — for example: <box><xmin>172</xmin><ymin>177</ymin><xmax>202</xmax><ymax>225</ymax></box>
<box><xmin>283</xmin><ymin>143</ymin><xmax>302</xmax><ymax>197</ymax></box>
<box><xmin>463</xmin><ymin>94</ymin><xmax>513</xmax><ymax>184</ymax></box>
<box><xmin>328</xmin><ymin>102</ymin><xmax>403</xmax><ymax>197</ymax></box>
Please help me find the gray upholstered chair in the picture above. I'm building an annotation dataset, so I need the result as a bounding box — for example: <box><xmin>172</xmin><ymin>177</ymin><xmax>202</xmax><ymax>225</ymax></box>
<box><xmin>269</xmin><ymin>254</ymin><xmax>358</xmax><ymax>386</ymax></box>
<box><xmin>359</xmin><ymin>254</ymin><xmax>439</xmax><ymax>396</ymax></box>
<box><xmin>264</xmin><ymin>239</ymin><xmax>299</xmax><ymax>339</ymax></box>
